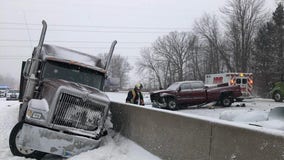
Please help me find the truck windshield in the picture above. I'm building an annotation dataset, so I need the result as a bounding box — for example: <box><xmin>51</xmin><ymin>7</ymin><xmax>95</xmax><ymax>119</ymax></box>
<box><xmin>167</xmin><ymin>82</ymin><xmax>180</xmax><ymax>90</ymax></box>
<box><xmin>42</xmin><ymin>60</ymin><xmax>105</xmax><ymax>89</ymax></box>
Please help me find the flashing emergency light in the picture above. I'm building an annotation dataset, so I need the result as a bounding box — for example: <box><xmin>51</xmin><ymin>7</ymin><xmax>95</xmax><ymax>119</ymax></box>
<box><xmin>240</xmin><ymin>73</ymin><xmax>244</xmax><ymax>77</ymax></box>
<box><xmin>230</xmin><ymin>79</ymin><xmax>235</xmax><ymax>85</ymax></box>
<box><xmin>248</xmin><ymin>79</ymin><xmax>253</xmax><ymax>85</ymax></box>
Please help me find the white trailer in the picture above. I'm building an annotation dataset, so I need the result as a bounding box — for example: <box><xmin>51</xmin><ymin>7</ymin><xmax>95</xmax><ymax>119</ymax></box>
<box><xmin>205</xmin><ymin>73</ymin><xmax>253</xmax><ymax>98</ymax></box>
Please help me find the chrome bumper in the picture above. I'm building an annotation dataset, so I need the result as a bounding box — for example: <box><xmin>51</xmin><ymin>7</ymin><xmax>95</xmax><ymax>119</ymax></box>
<box><xmin>18</xmin><ymin>123</ymin><xmax>101</xmax><ymax>157</ymax></box>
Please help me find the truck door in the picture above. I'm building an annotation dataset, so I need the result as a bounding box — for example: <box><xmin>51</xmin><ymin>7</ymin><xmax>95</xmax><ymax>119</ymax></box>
<box><xmin>189</xmin><ymin>82</ymin><xmax>207</xmax><ymax>105</ymax></box>
<box><xmin>178</xmin><ymin>82</ymin><xmax>191</xmax><ymax>105</ymax></box>
<box><xmin>178</xmin><ymin>82</ymin><xmax>206</xmax><ymax>106</ymax></box>
<box><xmin>19</xmin><ymin>61</ymin><xmax>26</xmax><ymax>102</ymax></box>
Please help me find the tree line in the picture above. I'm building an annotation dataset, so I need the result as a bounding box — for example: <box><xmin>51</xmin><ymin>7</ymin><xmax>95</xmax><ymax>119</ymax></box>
<box><xmin>136</xmin><ymin>0</ymin><xmax>283</xmax><ymax>97</ymax></box>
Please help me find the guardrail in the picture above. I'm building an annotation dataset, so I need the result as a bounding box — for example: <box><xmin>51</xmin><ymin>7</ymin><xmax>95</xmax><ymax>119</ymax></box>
<box><xmin>110</xmin><ymin>102</ymin><xmax>284</xmax><ymax>160</ymax></box>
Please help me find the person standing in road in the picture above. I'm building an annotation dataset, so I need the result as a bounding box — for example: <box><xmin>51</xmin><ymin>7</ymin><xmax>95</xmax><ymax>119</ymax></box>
<box><xmin>126</xmin><ymin>83</ymin><xmax>145</xmax><ymax>106</ymax></box>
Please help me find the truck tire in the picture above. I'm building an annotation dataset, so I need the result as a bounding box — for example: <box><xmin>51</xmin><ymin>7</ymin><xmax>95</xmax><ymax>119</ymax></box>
<box><xmin>166</xmin><ymin>97</ymin><xmax>177</xmax><ymax>110</ymax></box>
<box><xmin>273</xmin><ymin>91</ymin><xmax>282</xmax><ymax>102</ymax></box>
<box><xmin>9</xmin><ymin>121</ymin><xmax>46</xmax><ymax>159</ymax></box>
<box><xmin>221</xmin><ymin>96</ymin><xmax>232</xmax><ymax>107</ymax></box>
<box><xmin>236</xmin><ymin>98</ymin><xmax>244</xmax><ymax>102</ymax></box>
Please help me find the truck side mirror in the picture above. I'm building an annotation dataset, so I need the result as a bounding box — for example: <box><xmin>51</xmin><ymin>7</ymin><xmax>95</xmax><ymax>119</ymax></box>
<box><xmin>23</xmin><ymin>58</ymin><xmax>32</xmax><ymax>78</ymax></box>
<box><xmin>23</xmin><ymin>58</ymin><xmax>41</xmax><ymax>78</ymax></box>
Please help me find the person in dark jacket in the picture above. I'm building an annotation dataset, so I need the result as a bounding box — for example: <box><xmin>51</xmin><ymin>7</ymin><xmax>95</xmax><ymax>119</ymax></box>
<box><xmin>126</xmin><ymin>83</ymin><xmax>144</xmax><ymax>105</ymax></box>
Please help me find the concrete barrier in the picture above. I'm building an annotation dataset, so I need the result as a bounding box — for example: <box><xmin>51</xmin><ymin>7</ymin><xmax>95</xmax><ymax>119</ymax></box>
<box><xmin>211</xmin><ymin>123</ymin><xmax>284</xmax><ymax>160</ymax></box>
<box><xmin>110</xmin><ymin>102</ymin><xmax>284</xmax><ymax>160</ymax></box>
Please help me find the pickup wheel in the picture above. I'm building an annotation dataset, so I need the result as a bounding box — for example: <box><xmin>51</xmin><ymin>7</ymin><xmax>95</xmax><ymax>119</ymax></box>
<box><xmin>221</xmin><ymin>96</ymin><xmax>232</xmax><ymax>107</ymax></box>
<box><xmin>273</xmin><ymin>91</ymin><xmax>282</xmax><ymax>102</ymax></box>
<box><xmin>166</xmin><ymin>97</ymin><xmax>177</xmax><ymax>110</ymax></box>
<box><xmin>9</xmin><ymin>121</ymin><xmax>46</xmax><ymax>159</ymax></box>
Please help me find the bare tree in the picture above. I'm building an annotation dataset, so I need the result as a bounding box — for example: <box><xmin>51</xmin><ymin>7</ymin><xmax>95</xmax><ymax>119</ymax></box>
<box><xmin>100</xmin><ymin>54</ymin><xmax>131</xmax><ymax>88</ymax></box>
<box><xmin>137</xmin><ymin>48</ymin><xmax>163</xmax><ymax>89</ymax></box>
<box><xmin>221</xmin><ymin>0</ymin><xmax>266</xmax><ymax>72</ymax></box>
<box><xmin>194</xmin><ymin>13</ymin><xmax>233</xmax><ymax>73</ymax></box>
<box><xmin>152</xmin><ymin>31</ymin><xmax>196</xmax><ymax>82</ymax></box>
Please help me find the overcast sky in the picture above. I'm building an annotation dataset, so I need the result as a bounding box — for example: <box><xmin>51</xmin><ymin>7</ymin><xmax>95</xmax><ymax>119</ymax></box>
<box><xmin>0</xmin><ymin>0</ymin><xmax>277</xmax><ymax>87</ymax></box>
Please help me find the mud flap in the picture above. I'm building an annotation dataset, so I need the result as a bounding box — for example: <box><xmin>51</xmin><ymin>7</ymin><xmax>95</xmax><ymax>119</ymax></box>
<box><xmin>268</xmin><ymin>107</ymin><xmax>284</xmax><ymax>121</ymax></box>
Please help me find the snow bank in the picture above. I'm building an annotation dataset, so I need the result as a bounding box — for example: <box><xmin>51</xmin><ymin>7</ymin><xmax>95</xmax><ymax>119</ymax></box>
<box><xmin>70</xmin><ymin>131</ymin><xmax>160</xmax><ymax>160</ymax></box>
<box><xmin>256</xmin><ymin>120</ymin><xmax>284</xmax><ymax>130</ymax></box>
<box><xmin>219</xmin><ymin>106</ymin><xmax>284</xmax><ymax>131</ymax></box>
<box><xmin>0</xmin><ymin>100</ymin><xmax>21</xmax><ymax>160</ymax></box>
<box><xmin>219</xmin><ymin>109</ymin><xmax>268</xmax><ymax>122</ymax></box>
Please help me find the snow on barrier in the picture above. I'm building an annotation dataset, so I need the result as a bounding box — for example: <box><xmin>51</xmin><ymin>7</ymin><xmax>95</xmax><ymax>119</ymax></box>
<box><xmin>110</xmin><ymin>102</ymin><xmax>284</xmax><ymax>160</ymax></box>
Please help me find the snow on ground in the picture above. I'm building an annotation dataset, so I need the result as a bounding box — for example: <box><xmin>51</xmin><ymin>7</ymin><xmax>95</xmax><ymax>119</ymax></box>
<box><xmin>0</xmin><ymin>97</ymin><xmax>160</xmax><ymax>160</ymax></box>
<box><xmin>0</xmin><ymin>99</ymin><xmax>20</xmax><ymax>160</ymax></box>
<box><xmin>69</xmin><ymin>130</ymin><xmax>160</xmax><ymax>160</ymax></box>
<box><xmin>178</xmin><ymin>98</ymin><xmax>284</xmax><ymax>131</ymax></box>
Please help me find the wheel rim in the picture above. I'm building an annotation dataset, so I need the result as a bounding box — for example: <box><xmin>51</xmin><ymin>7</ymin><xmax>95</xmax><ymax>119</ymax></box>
<box><xmin>274</xmin><ymin>93</ymin><xmax>281</xmax><ymax>101</ymax></box>
<box><xmin>15</xmin><ymin>130</ymin><xmax>34</xmax><ymax>155</ymax></box>
<box><xmin>223</xmin><ymin>98</ymin><xmax>231</xmax><ymax>106</ymax></box>
<box><xmin>168</xmin><ymin>100</ymin><xmax>176</xmax><ymax>109</ymax></box>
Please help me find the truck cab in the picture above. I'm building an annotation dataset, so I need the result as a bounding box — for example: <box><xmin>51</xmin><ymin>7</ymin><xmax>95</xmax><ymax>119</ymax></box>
<box><xmin>9</xmin><ymin>20</ymin><xmax>117</xmax><ymax>159</ymax></box>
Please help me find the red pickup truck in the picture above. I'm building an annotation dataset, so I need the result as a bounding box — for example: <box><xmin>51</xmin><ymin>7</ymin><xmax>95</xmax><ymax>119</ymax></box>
<box><xmin>150</xmin><ymin>81</ymin><xmax>242</xmax><ymax>110</ymax></box>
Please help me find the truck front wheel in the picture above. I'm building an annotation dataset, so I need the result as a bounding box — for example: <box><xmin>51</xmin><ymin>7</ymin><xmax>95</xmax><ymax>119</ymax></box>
<box><xmin>273</xmin><ymin>91</ymin><xmax>282</xmax><ymax>102</ymax></box>
<box><xmin>166</xmin><ymin>97</ymin><xmax>178</xmax><ymax>110</ymax></box>
<box><xmin>9</xmin><ymin>122</ymin><xmax>45</xmax><ymax>159</ymax></box>
<box><xmin>221</xmin><ymin>96</ymin><xmax>232</xmax><ymax>107</ymax></box>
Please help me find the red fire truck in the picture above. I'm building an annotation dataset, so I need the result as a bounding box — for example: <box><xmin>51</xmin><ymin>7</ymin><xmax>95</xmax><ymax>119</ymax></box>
<box><xmin>205</xmin><ymin>73</ymin><xmax>253</xmax><ymax>99</ymax></box>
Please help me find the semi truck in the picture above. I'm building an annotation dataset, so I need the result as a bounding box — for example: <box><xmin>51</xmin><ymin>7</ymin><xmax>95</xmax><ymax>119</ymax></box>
<box><xmin>9</xmin><ymin>20</ymin><xmax>117</xmax><ymax>159</ymax></box>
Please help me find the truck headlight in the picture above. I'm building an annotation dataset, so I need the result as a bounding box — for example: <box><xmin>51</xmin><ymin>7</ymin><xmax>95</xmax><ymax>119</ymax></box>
<box><xmin>26</xmin><ymin>109</ymin><xmax>43</xmax><ymax>119</ymax></box>
<box><xmin>26</xmin><ymin>99</ymin><xmax>49</xmax><ymax>120</ymax></box>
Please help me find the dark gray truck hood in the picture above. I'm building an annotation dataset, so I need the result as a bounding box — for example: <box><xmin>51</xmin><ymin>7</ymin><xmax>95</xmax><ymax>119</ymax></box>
<box><xmin>40</xmin><ymin>78</ymin><xmax>110</xmax><ymax>106</ymax></box>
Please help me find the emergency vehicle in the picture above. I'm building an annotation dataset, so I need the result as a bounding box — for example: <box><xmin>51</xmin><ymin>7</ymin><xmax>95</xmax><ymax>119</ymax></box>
<box><xmin>205</xmin><ymin>73</ymin><xmax>253</xmax><ymax>98</ymax></box>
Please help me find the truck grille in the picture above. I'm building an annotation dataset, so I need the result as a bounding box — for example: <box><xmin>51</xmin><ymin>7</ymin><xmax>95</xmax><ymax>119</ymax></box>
<box><xmin>52</xmin><ymin>93</ymin><xmax>105</xmax><ymax>131</ymax></box>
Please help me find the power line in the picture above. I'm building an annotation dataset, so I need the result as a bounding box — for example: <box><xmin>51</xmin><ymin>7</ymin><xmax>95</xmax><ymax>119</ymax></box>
<box><xmin>23</xmin><ymin>11</ymin><xmax>33</xmax><ymax>48</ymax></box>
<box><xmin>0</xmin><ymin>57</ymin><xmax>27</xmax><ymax>60</ymax></box>
<box><xmin>0</xmin><ymin>22</ymin><xmax>191</xmax><ymax>30</ymax></box>
<box><xmin>0</xmin><ymin>39</ymin><xmax>152</xmax><ymax>44</ymax></box>
<box><xmin>0</xmin><ymin>27</ymin><xmax>170</xmax><ymax>34</ymax></box>
<box><xmin>0</xmin><ymin>55</ymin><xmax>141</xmax><ymax>60</ymax></box>
<box><xmin>0</xmin><ymin>45</ymin><xmax>143</xmax><ymax>50</ymax></box>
